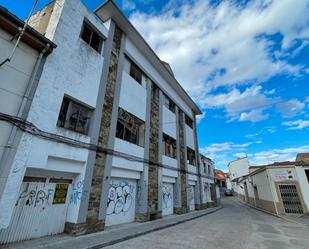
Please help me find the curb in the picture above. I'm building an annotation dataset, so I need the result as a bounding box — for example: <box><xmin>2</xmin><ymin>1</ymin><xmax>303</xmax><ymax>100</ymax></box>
<box><xmin>238</xmin><ymin>200</ymin><xmax>307</xmax><ymax>226</ymax></box>
<box><xmin>88</xmin><ymin>206</ymin><xmax>223</xmax><ymax>249</ymax></box>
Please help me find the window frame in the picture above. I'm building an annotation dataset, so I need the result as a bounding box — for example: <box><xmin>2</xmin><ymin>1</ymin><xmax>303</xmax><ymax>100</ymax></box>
<box><xmin>115</xmin><ymin>108</ymin><xmax>145</xmax><ymax>147</ymax></box>
<box><xmin>185</xmin><ymin>114</ymin><xmax>194</xmax><ymax>128</ymax></box>
<box><xmin>162</xmin><ymin>133</ymin><xmax>177</xmax><ymax>159</ymax></box>
<box><xmin>80</xmin><ymin>21</ymin><xmax>104</xmax><ymax>53</ymax></box>
<box><xmin>164</xmin><ymin>94</ymin><xmax>176</xmax><ymax>113</ymax></box>
<box><xmin>57</xmin><ymin>96</ymin><xmax>92</xmax><ymax>135</ymax></box>
<box><xmin>187</xmin><ymin>147</ymin><xmax>196</xmax><ymax>165</ymax></box>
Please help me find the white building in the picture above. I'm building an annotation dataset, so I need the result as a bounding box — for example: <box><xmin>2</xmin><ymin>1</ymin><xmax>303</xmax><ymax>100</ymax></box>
<box><xmin>0</xmin><ymin>0</ymin><xmax>216</xmax><ymax>244</ymax></box>
<box><xmin>238</xmin><ymin>154</ymin><xmax>309</xmax><ymax>216</ymax></box>
<box><xmin>200</xmin><ymin>155</ymin><xmax>216</xmax><ymax>207</ymax></box>
<box><xmin>228</xmin><ymin>157</ymin><xmax>250</xmax><ymax>196</ymax></box>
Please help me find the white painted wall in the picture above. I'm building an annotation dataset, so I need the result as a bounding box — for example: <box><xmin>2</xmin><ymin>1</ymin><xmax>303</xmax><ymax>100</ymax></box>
<box><xmin>105</xmin><ymin>178</ymin><xmax>137</xmax><ymax>226</ymax></box>
<box><xmin>119</xmin><ymin>72</ymin><xmax>147</xmax><ymax>121</ymax></box>
<box><xmin>112</xmin><ymin>138</ymin><xmax>144</xmax><ymax>174</ymax></box>
<box><xmin>201</xmin><ymin>178</ymin><xmax>212</xmax><ymax>203</ymax></box>
<box><xmin>125</xmin><ymin>38</ymin><xmax>193</xmax><ymax>118</ymax></box>
<box><xmin>162</xmin><ymin>106</ymin><xmax>176</xmax><ymax>139</ymax></box>
<box><xmin>295</xmin><ymin>166</ymin><xmax>309</xmax><ymax>212</ymax></box>
<box><xmin>185</xmin><ymin>125</ymin><xmax>195</xmax><ymax>150</ymax></box>
<box><xmin>229</xmin><ymin>157</ymin><xmax>250</xmax><ymax>183</ymax></box>
<box><xmin>0</xmin><ymin>29</ymin><xmax>39</xmax><ymax>161</ymax></box>
<box><xmin>0</xmin><ymin>0</ymin><xmax>110</xmax><ymax>228</ymax></box>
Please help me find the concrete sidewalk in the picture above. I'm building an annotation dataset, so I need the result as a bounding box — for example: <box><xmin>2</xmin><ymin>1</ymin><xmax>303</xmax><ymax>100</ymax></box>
<box><xmin>2</xmin><ymin>206</ymin><xmax>222</xmax><ymax>249</ymax></box>
<box><xmin>239</xmin><ymin>199</ymin><xmax>309</xmax><ymax>227</ymax></box>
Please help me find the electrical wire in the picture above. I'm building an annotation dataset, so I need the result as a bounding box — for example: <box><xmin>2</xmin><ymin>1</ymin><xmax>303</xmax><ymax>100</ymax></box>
<box><xmin>0</xmin><ymin>112</ymin><xmax>215</xmax><ymax>179</ymax></box>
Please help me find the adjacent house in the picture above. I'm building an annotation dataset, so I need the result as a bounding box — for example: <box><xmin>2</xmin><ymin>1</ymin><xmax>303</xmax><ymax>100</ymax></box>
<box><xmin>0</xmin><ymin>0</ymin><xmax>217</xmax><ymax>244</ymax></box>
<box><xmin>237</xmin><ymin>154</ymin><xmax>309</xmax><ymax>216</ymax></box>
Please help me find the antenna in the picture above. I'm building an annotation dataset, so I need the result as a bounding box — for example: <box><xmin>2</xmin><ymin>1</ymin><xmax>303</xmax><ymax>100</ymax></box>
<box><xmin>0</xmin><ymin>0</ymin><xmax>39</xmax><ymax>67</ymax></box>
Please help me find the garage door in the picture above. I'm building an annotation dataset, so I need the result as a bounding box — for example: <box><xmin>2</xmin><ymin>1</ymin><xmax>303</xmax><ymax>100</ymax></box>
<box><xmin>188</xmin><ymin>185</ymin><xmax>195</xmax><ymax>211</ymax></box>
<box><xmin>0</xmin><ymin>181</ymin><xmax>71</xmax><ymax>244</ymax></box>
<box><xmin>162</xmin><ymin>183</ymin><xmax>174</xmax><ymax>216</ymax></box>
<box><xmin>106</xmin><ymin>178</ymin><xmax>136</xmax><ymax>226</ymax></box>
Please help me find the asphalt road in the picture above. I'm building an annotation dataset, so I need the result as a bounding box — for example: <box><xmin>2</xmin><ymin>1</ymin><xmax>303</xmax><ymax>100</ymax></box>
<box><xmin>105</xmin><ymin>197</ymin><xmax>309</xmax><ymax>249</ymax></box>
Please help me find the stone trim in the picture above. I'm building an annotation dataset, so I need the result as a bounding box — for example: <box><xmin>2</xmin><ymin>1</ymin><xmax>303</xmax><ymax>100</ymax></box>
<box><xmin>85</xmin><ymin>24</ymin><xmax>124</xmax><ymax>233</ymax></box>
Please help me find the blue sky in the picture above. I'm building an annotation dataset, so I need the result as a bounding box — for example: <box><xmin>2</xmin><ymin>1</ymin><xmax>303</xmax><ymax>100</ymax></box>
<box><xmin>1</xmin><ymin>0</ymin><xmax>308</xmax><ymax>170</ymax></box>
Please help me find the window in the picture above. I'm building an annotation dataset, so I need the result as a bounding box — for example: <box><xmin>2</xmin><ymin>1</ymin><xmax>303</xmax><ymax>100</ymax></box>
<box><xmin>203</xmin><ymin>162</ymin><xmax>207</xmax><ymax>174</ymax></box>
<box><xmin>164</xmin><ymin>94</ymin><xmax>176</xmax><ymax>113</ymax></box>
<box><xmin>125</xmin><ymin>56</ymin><xmax>148</xmax><ymax>88</ymax></box>
<box><xmin>57</xmin><ymin>97</ymin><xmax>92</xmax><ymax>135</ymax></box>
<box><xmin>305</xmin><ymin>170</ymin><xmax>309</xmax><ymax>183</ymax></box>
<box><xmin>81</xmin><ymin>21</ymin><xmax>103</xmax><ymax>52</ymax></box>
<box><xmin>163</xmin><ymin>133</ymin><xmax>176</xmax><ymax>158</ymax></box>
<box><xmin>116</xmin><ymin>108</ymin><xmax>145</xmax><ymax>147</ymax></box>
<box><xmin>187</xmin><ymin>147</ymin><xmax>196</xmax><ymax>165</ymax></box>
<box><xmin>185</xmin><ymin>114</ymin><xmax>193</xmax><ymax>128</ymax></box>
<box><xmin>208</xmin><ymin>164</ymin><xmax>212</xmax><ymax>174</ymax></box>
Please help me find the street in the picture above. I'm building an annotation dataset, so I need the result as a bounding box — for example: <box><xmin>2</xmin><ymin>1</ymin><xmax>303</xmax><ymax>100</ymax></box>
<box><xmin>105</xmin><ymin>197</ymin><xmax>309</xmax><ymax>249</ymax></box>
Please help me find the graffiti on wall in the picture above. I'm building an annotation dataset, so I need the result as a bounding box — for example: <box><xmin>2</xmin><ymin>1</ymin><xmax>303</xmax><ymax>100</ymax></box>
<box><xmin>162</xmin><ymin>185</ymin><xmax>173</xmax><ymax>210</ymax></box>
<box><xmin>16</xmin><ymin>186</ymin><xmax>53</xmax><ymax>208</ymax></box>
<box><xmin>106</xmin><ymin>181</ymin><xmax>135</xmax><ymax>215</ymax></box>
<box><xmin>69</xmin><ymin>180</ymin><xmax>88</xmax><ymax>205</ymax></box>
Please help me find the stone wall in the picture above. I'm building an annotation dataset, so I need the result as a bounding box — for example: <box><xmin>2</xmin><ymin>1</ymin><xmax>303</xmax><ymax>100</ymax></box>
<box><xmin>174</xmin><ymin>110</ymin><xmax>189</xmax><ymax>214</ymax></box>
<box><xmin>86</xmin><ymin>26</ymin><xmax>123</xmax><ymax>232</ymax></box>
<box><xmin>147</xmin><ymin>84</ymin><xmax>162</xmax><ymax>220</ymax></box>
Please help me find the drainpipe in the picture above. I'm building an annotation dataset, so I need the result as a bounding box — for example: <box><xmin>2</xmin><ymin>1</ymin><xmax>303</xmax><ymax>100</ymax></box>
<box><xmin>0</xmin><ymin>44</ymin><xmax>51</xmax><ymax>196</ymax></box>
<box><xmin>266</xmin><ymin>169</ymin><xmax>279</xmax><ymax>215</ymax></box>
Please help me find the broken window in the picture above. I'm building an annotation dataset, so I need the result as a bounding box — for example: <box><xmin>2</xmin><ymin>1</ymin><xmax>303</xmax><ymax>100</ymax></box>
<box><xmin>163</xmin><ymin>133</ymin><xmax>177</xmax><ymax>159</ymax></box>
<box><xmin>81</xmin><ymin>21</ymin><xmax>103</xmax><ymax>52</ymax></box>
<box><xmin>116</xmin><ymin>108</ymin><xmax>145</xmax><ymax>147</ymax></box>
<box><xmin>57</xmin><ymin>96</ymin><xmax>92</xmax><ymax>135</ymax></box>
<box><xmin>187</xmin><ymin>147</ymin><xmax>196</xmax><ymax>165</ymax></box>
<box><xmin>164</xmin><ymin>94</ymin><xmax>176</xmax><ymax>113</ymax></box>
<box><xmin>185</xmin><ymin>115</ymin><xmax>193</xmax><ymax>128</ymax></box>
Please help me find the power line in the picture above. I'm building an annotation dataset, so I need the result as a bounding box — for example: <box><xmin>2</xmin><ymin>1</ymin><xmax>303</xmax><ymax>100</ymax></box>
<box><xmin>0</xmin><ymin>112</ymin><xmax>215</xmax><ymax>180</ymax></box>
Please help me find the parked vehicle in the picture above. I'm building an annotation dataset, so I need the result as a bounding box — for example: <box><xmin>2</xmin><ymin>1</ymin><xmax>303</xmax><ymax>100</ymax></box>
<box><xmin>224</xmin><ymin>189</ymin><xmax>233</xmax><ymax>196</ymax></box>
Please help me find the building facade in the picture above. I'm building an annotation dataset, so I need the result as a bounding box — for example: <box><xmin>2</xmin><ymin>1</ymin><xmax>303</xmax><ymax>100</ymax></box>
<box><xmin>238</xmin><ymin>155</ymin><xmax>309</xmax><ymax>216</ymax></box>
<box><xmin>228</xmin><ymin>157</ymin><xmax>250</xmax><ymax>196</ymax></box>
<box><xmin>0</xmin><ymin>0</ymin><xmax>217</xmax><ymax>244</ymax></box>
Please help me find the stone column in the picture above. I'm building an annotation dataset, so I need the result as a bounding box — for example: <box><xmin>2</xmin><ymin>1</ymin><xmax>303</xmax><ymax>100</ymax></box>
<box><xmin>193</xmin><ymin>115</ymin><xmax>203</xmax><ymax>210</ymax></box>
<box><xmin>86</xmin><ymin>24</ymin><xmax>125</xmax><ymax>233</ymax></box>
<box><xmin>173</xmin><ymin>106</ymin><xmax>182</xmax><ymax>212</ymax></box>
<box><xmin>147</xmin><ymin>84</ymin><xmax>162</xmax><ymax>220</ymax></box>
<box><xmin>175</xmin><ymin>110</ymin><xmax>189</xmax><ymax>214</ymax></box>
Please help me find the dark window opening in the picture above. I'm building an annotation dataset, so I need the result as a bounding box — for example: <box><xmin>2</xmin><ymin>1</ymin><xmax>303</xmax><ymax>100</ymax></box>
<box><xmin>130</xmin><ymin>61</ymin><xmax>142</xmax><ymax>84</ymax></box>
<box><xmin>57</xmin><ymin>96</ymin><xmax>92</xmax><ymax>135</ymax></box>
<box><xmin>164</xmin><ymin>94</ymin><xmax>176</xmax><ymax>113</ymax></box>
<box><xmin>305</xmin><ymin>170</ymin><xmax>309</xmax><ymax>183</ymax></box>
<box><xmin>116</xmin><ymin>108</ymin><xmax>145</xmax><ymax>147</ymax></box>
<box><xmin>185</xmin><ymin>115</ymin><xmax>193</xmax><ymax>128</ymax></box>
<box><xmin>203</xmin><ymin>162</ymin><xmax>207</xmax><ymax>173</ymax></box>
<box><xmin>81</xmin><ymin>22</ymin><xmax>103</xmax><ymax>52</ymax></box>
<box><xmin>163</xmin><ymin>133</ymin><xmax>177</xmax><ymax>159</ymax></box>
<box><xmin>187</xmin><ymin>147</ymin><xmax>196</xmax><ymax>165</ymax></box>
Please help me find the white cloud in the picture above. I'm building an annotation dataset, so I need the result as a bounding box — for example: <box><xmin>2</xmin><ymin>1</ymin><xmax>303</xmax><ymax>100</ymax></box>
<box><xmin>276</xmin><ymin>99</ymin><xmax>305</xmax><ymax>117</ymax></box>
<box><xmin>239</xmin><ymin>109</ymin><xmax>269</xmax><ymax>122</ymax></box>
<box><xmin>130</xmin><ymin>0</ymin><xmax>309</xmax><ymax>101</ymax></box>
<box><xmin>282</xmin><ymin>119</ymin><xmax>309</xmax><ymax>130</ymax></box>
<box><xmin>249</xmin><ymin>145</ymin><xmax>309</xmax><ymax>165</ymax></box>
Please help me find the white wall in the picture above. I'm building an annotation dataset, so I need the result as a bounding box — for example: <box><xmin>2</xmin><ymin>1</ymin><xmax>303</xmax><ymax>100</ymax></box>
<box><xmin>162</xmin><ymin>156</ymin><xmax>178</xmax><ymax>178</ymax></box>
<box><xmin>0</xmin><ymin>0</ymin><xmax>110</xmax><ymax>228</ymax></box>
<box><xmin>125</xmin><ymin>38</ymin><xmax>193</xmax><ymax>118</ymax></box>
<box><xmin>229</xmin><ymin>157</ymin><xmax>250</xmax><ymax>181</ymax></box>
<box><xmin>295</xmin><ymin>166</ymin><xmax>309</xmax><ymax>211</ymax></box>
<box><xmin>119</xmin><ymin>72</ymin><xmax>147</xmax><ymax>121</ymax></box>
<box><xmin>162</xmin><ymin>106</ymin><xmax>176</xmax><ymax>139</ymax></box>
<box><xmin>0</xmin><ymin>29</ymin><xmax>39</xmax><ymax>161</ymax></box>
<box><xmin>185</xmin><ymin>125</ymin><xmax>195</xmax><ymax>150</ymax></box>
